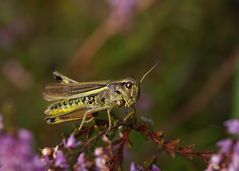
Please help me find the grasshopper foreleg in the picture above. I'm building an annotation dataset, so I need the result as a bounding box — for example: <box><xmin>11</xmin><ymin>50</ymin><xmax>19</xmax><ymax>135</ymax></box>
<box><xmin>123</xmin><ymin>106</ymin><xmax>136</xmax><ymax>122</ymax></box>
<box><xmin>107</xmin><ymin>109</ymin><xmax>112</xmax><ymax>130</ymax></box>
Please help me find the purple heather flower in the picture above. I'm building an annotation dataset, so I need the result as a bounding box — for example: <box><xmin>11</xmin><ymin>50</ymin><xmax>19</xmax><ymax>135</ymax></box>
<box><xmin>94</xmin><ymin>147</ymin><xmax>110</xmax><ymax>170</ymax></box>
<box><xmin>206</xmin><ymin>154</ymin><xmax>222</xmax><ymax>170</ymax></box>
<box><xmin>74</xmin><ymin>153</ymin><xmax>91</xmax><ymax>171</ymax></box>
<box><xmin>0</xmin><ymin>127</ymin><xmax>47</xmax><ymax>171</ymax></box>
<box><xmin>63</xmin><ymin>133</ymin><xmax>81</xmax><ymax>148</ymax></box>
<box><xmin>130</xmin><ymin>162</ymin><xmax>160</xmax><ymax>171</ymax></box>
<box><xmin>17</xmin><ymin>129</ymin><xmax>35</xmax><ymax>158</ymax></box>
<box><xmin>18</xmin><ymin>129</ymin><xmax>33</xmax><ymax>142</ymax></box>
<box><xmin>224</xmin><ymin>119</ymin><xmax>239</xmax><ymax>135</ymax></box>
<box><xmin>217</xmin><ymin>139</ymin><xmax>233</xmax><ymax>153</ymax></box>
<box><xmin>228</xmin><ymin>141</ymin><xmax>239</xmax><ymax>170</ymax></box>
<box><xmin>206</xmin><ymin>119</ymin><xmax>239</xmax><ymax>171</ymax></box>
<box><xmin>54</xmin><ymin>150</ymin><xmax>69</xmax><ymax>169</ymax></box>
<box><xmin>130</xmin><ymin>162</ymin><xmax>143</xmax><ymax>171</ymax></box>
<box><xmin>234</xmin><ymin>141</ymin><xmax>239</xmax><ymax>153</ymax></box>
<box><xmin>41</xmin><ymin>146</ymin><xmax>70</xmax><ymax>170</ymax></box>
<box><xmin>32</xmin><ymin>155</ymin><xmax>48</xmax><ymax>170</ymax></box>
<box><xmin>151</xmin><ymin>165</ymin><xmax>161</xmax><ymax>171</ymax></box>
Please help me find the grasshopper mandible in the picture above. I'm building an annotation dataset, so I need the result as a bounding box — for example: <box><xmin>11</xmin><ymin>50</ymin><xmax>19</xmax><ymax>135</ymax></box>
<box><xmin>43</xmin><ymin>63</ymin><xmax>158</xmax><ymax>131</ymax></box>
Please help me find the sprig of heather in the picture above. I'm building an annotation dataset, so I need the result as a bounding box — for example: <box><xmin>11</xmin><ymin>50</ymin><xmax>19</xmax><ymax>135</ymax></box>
<box><xmin>39</xmin><ymin>114</ymin><xmax>210</xmax><ymax>170</ymax></box>
<box><xmin>41</xmin><ymin>132</ymin><xmax>161</xmax><ymax>171</ymax></box>
<box><xmin>206</xmin><ymin>119</ymin><xmax>239</xmax><ymax>171</ymax></box>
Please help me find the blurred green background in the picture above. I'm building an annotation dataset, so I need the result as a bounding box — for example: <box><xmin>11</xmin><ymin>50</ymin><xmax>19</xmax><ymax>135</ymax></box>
<box><xmin>0</xmin><ymin>0</ymin><xmax>239</xmax><ymax>170</ymax></box>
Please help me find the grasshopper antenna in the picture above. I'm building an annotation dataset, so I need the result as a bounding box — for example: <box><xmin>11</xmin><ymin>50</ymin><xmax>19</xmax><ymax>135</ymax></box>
<box><xmin>140</xmin><ymin>61</ymin><xmax>160</xmax><ymax>83</ymax></box>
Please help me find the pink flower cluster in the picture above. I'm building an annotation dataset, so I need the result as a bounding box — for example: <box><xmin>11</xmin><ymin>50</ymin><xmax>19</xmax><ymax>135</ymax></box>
<box><xmin>206</xmin><ymin>119</ymin><xmax>239</xmax><ymax>171</ymax></box>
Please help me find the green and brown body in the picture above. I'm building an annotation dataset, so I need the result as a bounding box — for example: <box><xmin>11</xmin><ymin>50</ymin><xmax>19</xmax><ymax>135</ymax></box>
<box><xmin>43</xmin><ymin>71</ymin><xmax>140</xmax><ymax>127</ymax></box>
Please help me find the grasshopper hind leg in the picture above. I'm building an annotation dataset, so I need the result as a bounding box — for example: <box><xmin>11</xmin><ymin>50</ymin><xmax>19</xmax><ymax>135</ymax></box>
<box><xmin>45</xmin><ymin>112</ymin><xmax>95</xmax><ymax>131</ymax></box>
<box><xmin>45</xmin><ymin>110</ymin><xmax>93</xmax><ymax>125</ymax></box>
<box><xmin>53</xmin><ymin>71</ymin><xmax>78</xmax><ymax>84</ymax></box>
<box><xmin>45</xmin><ymin>115</ymin><xmax>83</xmax><ymax>125</ymax></box>
<box><xmin>45</xmin><ymin>117</ymin><xmax>57</xmax><ymax>124</ymax></box>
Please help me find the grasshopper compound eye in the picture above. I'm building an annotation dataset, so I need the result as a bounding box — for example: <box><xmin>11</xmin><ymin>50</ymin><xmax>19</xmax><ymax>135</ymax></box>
<box><xmin>125</xmin><ymin>82</ymin><xmax>133</xmax><ymax>89</ymax></box>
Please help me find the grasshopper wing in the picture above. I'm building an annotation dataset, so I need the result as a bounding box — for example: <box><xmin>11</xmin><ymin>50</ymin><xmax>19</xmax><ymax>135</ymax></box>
<box><xmin>43</xmin><ymin>81</ymin><xmax>109</xmax><ymax>101</ymax></box>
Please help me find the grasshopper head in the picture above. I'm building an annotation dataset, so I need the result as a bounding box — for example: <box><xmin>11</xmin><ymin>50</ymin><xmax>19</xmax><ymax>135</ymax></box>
<box><xmin>114</xmin><ymin>62</ymin><xmax>159</xmax><ymax>107</ymax></box>
<box><xmin>118</xmin><ymin>77</ymin><xmax>140</xmax><ymax>107</ymax></box>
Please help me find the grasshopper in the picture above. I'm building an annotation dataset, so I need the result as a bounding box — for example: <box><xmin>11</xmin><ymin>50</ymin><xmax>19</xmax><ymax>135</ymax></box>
<box><xmin>43</xmin><ymin>63</ymin><xmax>158</xmax><ymax>130</ymax></box>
